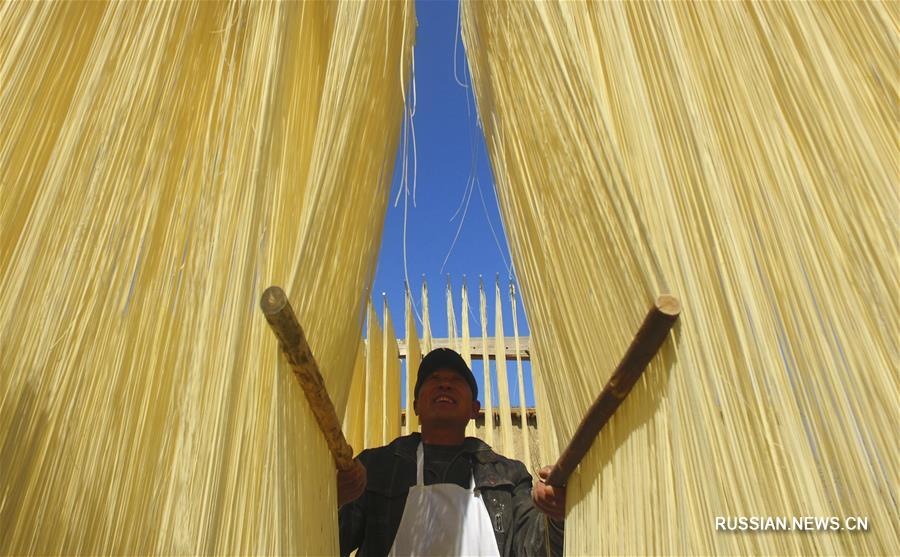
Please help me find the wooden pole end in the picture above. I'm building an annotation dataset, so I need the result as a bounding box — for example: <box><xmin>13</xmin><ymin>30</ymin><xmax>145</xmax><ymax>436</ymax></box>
<box><xmin>261</xmin><ymin>286</ymin><xmax>288</xmax><ymax>316</ymax></box>
<box><xmin>655</xmin><ymin>295</ymin><xmax>681</xmax><ymax>317</ymax></box>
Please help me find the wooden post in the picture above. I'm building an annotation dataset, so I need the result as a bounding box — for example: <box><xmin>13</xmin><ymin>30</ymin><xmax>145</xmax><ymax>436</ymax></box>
<box><xmin>544</xmin><ymin>295</ymin><xmax>681</xmax><ymax>487</ymax></box>
<box><xmin>260</xmin><ymin>286</ymin><xmax>355</xmax><ymax>471</ymax></box>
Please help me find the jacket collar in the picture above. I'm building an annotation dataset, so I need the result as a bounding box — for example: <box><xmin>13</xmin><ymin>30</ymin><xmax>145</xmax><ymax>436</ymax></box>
<box><xmin>391</xmin><ymin>432</ymin><xmax>499</xmax><ymax>464</ymax></box>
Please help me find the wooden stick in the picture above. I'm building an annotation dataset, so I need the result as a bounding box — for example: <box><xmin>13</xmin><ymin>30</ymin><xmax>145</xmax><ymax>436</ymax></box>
<box><xmin>260</xmin><ymin>285</ymin><xmax>355</xmax><ymax>471</ymax></box>
<box><xmin>544</xmin><ymin>295</ymin><xmax>681</xmax><ymax>487</ymax></box>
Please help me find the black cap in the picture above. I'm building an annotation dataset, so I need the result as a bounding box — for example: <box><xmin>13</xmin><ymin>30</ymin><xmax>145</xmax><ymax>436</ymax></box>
<box><xmin>414</xmin><ymin>348</ymin><xmax>478</xmax><ymax>401</ymax></box>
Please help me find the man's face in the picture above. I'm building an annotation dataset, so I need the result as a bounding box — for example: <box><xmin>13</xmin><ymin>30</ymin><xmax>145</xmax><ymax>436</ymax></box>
<box><xmin>414</xmin><ymin>368</ymin><xmax>480</xmax><ymax>428</ymax></box>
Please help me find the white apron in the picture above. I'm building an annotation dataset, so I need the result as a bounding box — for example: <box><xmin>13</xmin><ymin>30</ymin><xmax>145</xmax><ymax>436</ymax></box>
<box><xmin>387</xmin><ymin>443</ymin><xmax>502</xmax><ymax>556</ymax></box>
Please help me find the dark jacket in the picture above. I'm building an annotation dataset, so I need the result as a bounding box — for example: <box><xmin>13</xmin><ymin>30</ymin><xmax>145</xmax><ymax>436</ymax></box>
<box><xmin>339</xmin><ymin>433</ymin><xmax>564</xmax><ymax>556</ymax></box>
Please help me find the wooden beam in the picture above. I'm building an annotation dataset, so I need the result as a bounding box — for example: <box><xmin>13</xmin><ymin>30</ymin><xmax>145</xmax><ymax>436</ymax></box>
<box><xmin>400</xmin><ymin>407</ymin><xmax>536</xmax><ymax>419</ymax></box>
<box><xmin>395</xmin><ymin>336</ymin><xmax>530</xmax><ymax>360</ymax></box>
<box><xmin>544</xmin><ymin>295</ymin><xmax>681</xmax><ymax>487</ymax></box>
<box><xmin>259</xmin><ymin>286</ymin><xmax>355</xmax><ymax>471</ymax></box>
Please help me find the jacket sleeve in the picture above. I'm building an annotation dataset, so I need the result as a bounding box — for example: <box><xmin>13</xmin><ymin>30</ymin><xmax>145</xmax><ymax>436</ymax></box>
<box><xmin>338</xmin><ymin>493</ymin><xmax>365</xmax><ymax>556</ymax></box>
<box><xmin>338</xmin><ymin>450</ymin><xmax>370</xmax><ymax>557</ymax></box>
<box><xmin>509</xmin><ymin>462</ymin><xmax>564</xmax><ymax>557</ymax></box>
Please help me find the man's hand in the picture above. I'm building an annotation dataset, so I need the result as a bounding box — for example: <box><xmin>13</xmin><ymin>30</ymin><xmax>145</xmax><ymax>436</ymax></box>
<box><xmin>337</xmin><ymin>458</ymin><xmax>367</xmax><ymax>507</ymax></box>
<box><xmin>532</xmin><ymin>466</ymin><xmax>566</xmax><ymax>522</ymax></box>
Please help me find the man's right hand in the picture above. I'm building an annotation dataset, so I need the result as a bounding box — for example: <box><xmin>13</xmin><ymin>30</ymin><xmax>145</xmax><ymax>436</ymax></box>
<box><xmin>337</xmin><ymin>458</ymin><xmax>367</xmax><ymax>507</ymax></box>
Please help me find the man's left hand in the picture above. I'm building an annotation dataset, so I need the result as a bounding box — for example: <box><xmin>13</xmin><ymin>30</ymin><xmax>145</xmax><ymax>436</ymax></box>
<box><xmin>532</xmin><ymin>466</ymin><xmax>566</xmax><ymax>521</ymax></box>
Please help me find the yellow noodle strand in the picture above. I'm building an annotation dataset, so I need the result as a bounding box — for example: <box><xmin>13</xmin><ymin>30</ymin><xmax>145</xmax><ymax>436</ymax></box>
<box><xmin>494</xmin><ymin>277</ymin><xmax>515</xmax><ymax>455</ymax></box>
<box><xmin>462</xmin><ymin>1</ymin><xmax>898</xmax><ymax>554</ymax></box>
<box><xmin>0</xmin><ymin>2</ymin><xmax>414</xmax><ymax>554</ymax></box>
<box><xmin>364</xmin><ymin>300</ymin><xmax>385</xmax><ymax>451</ymax></box>
<box><xmin>461</xmin><ymin>278</ymin><xmax>477</xmax><ymax>437</ymax></box>
<box><xmin>420</xmin><ymin>279</ymin><xmax>434</xmax><ymax>355</ymax></box>
<box><xmin>343</xmin><ymin>341</ymin><xmax>367</xmax><ymax>456</ymax></box>
<box><xmin>404</xmin><ymin>285</ymin><xmax>421</xmax><ymax>434</ymax></box>
<box><xmin>509</xmin><ymin>280</ymin><xmax>533</xmax><ymax>471</ymax></box>
<box><xmin>383</xmin><ymin>296</ymin><xmax>401</xmax><ymax>444</ymax></box>
<box><xmin>478</xmin><ymin>277</ymin><xmax>496</xmax><ymax>446</ymax></box>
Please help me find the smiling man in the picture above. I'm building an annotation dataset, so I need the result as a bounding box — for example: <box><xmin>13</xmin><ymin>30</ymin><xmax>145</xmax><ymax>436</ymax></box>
<box><xmin>338</xmin><ymin>348</ymin><xmax>565</xmax><ymax>556</ymax></box>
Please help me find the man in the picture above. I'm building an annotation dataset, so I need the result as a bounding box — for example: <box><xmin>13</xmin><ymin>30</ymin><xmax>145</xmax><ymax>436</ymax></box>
<box><xmin>338</xmin><ymin>348</ymin><xmax>565</xmax><ymax>556</ymax></box>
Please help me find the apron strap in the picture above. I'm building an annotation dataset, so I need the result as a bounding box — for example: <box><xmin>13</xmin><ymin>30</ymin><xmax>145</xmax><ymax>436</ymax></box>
<box><xmin>416</xmin><ymin>442</ymin><xmax>478</xmax><ymax>493</ymax></box>
<box><xmin>416</xmin><ymin>442</ymin><xmax>424</xmax><ymax>487</ymax></box>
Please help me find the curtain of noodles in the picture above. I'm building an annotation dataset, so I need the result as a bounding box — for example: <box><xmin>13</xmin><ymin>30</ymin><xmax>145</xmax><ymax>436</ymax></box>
<box><xmin>461</xmin><ymin>278</ymin><xmax>477</xmax><ymax>437</ymax></box>
<box><xmin>460</xmin><ymin>279</ymin><xmax>474</xmax><ymax>368</ymax></box>
<box><xmin>383</xmin><ymin>297</ymin><xmax>401</xmax><ymax>444</ymax></box>
<box><xmin>509</xmin><ymin>281</ymin><xmax>532</xmax><ymax>471</ymax></box>
<box><xmin>364</xmin><ymin>300</ymin><xmax>384</xmax><ymax>451</ymax></box>
<box><xmin>343</xmin><ymin>340</ymin><xmax>367</xmax><ymax>455</ymax></box>
<box><xmin>404</xmin><ymin>285</ymin><xmax>421</xmax><ymax>434</ymax></box>
<box><xmin>478</xmin><ymin>277</ymin><xmax>495</xmax><ymax>446</ymax></box>
<box><xmin>462</xmin><ymin>1</ymin><xmax>897</xmax><ymax>555</ymax></box>
<box><xmin>0</xmin><ymin>1</ymin><xmax>414</xmax><ymax>554</ymax></box>
<box><xmin>531</xmin><ymin>356</ymin><xmax>558</xmax><ymax>473</ymax></box>
<box><xmin>494</xmin><ymin>277</ymin><xmax>514</xmax><ymax>455</ymax></box>
<box><xmin>420</xmin><ymin>279</ymin><xmax>433</xmax><ymax>355</ymax></box>
<box><xmin>446</xmin><ymin>276</ymin><xmax>459</xmax><ymax>354</ymax></box>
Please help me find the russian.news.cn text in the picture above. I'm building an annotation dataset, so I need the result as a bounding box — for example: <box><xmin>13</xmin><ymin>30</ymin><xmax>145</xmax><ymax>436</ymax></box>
<box><xmin>715</xmin><ymin>516</ymin><xmax>869</xmax><ymax>532</ymax></box>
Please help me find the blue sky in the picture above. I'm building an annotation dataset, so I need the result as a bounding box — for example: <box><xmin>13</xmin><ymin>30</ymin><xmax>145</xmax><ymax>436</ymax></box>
<box><xmin>370</xmin><ymin>0</ymin><xmax>535</xmax><ymax>407</ymax></box>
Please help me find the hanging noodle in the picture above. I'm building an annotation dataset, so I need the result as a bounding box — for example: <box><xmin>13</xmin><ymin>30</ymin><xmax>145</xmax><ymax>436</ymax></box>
<box><xmin>509</xmin><ymin>280</ymin><xmax>533</xmax><ymax>471</ymax></box>
<box><xmin>478</xmin><ymin>277</ymin><xmax>496</xmax><ymax>446</ymax></box>
<box><xmin>446</xmin><ymin>275</ymin><xmax>459</xmax><ymax>354</ymax></box>
<box><xmin>460</xmin><ymin>278</ymin><xmax>474</xmax><ymax>368</ymax></box>
<box><xmin>343</xmin><ymin>340</ymin><xmax>367</xmax><ymax>456</ymax></box>
<box><xmin>383</xmin><ymin>296</ymin><xmax>402</xmax><ymax>444</ymax></box>
<box><xmin>404</xmin><ymin>284</ymin><xmax>421</xmax><ymax>434</ymax></box>
<box><xmin>364</xmin><ymin>300</ymin><xmax>385</xmax><ymax>452</ymax></box>
<box><xmin>462</xmin><ymin>1</ymin><xmax>898</xmax><ymax>555</ymax></box>
<box><xmin>344</xmin><ymin>298</ymin><xmax>403</xmax><ymax>450</ymax></box>
<box><xmin>493</xmin><ymin>276</ymin><xmax>515</xmax><ymax>456</ymax></box>
<box><xmin>420</xmin><ymin>278</ymin><xmax>433</xmax><ymax>355</ymax></box>
<box><xmin>460</xmin><ymin>277</ymin><xmax>477</xmax><ymax>437</ymax></box>
<box><xmin>0</xmin><ymin>2</ymin><xmax>414</xmax><ymax>554</ymax></box>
